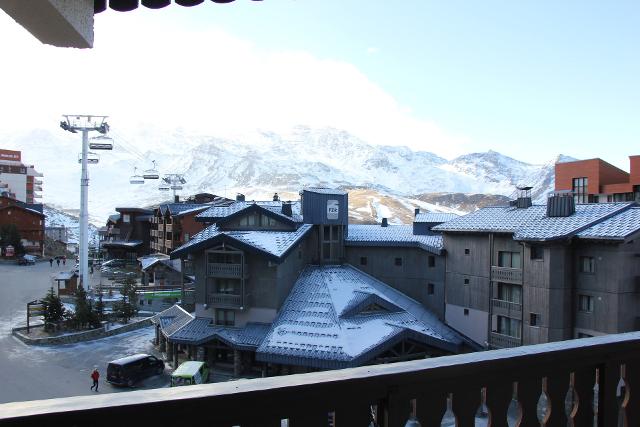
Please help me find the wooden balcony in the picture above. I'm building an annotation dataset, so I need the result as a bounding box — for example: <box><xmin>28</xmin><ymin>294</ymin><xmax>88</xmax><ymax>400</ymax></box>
<box><xmin>157</xmin><ymin>223</ymin><xmax>164</xmax><ymax>232</ymax></box>
<box><xmin>165</xmin><ymin>240</ymin><xmax>173</xmax><ymax>249</ymax></box>
<box><xmin>491</xmin><ymin>298</ymin><xmax>522</xmax><ymax>318</ymax></box>
<box><xmin>490</xmin><ymin>331</ymin><xmax>521</xmax><ymax>349</ymax></box>
<box><xmin>2</xmin><ymin>332</ymin><xmax>640</xmax><ymax>426</ymax></box>
<box><xmin>206</xmin><ymin>293</ymin><xmax>243</xmax><ymax>308</ymax></box>
<box><xmin>207</xmin><ymin>263</ymin><xmax>246</xmax><ymax>278</ymax></box>
<box><xmin>491</xmin><ymin>266</ymin><xmax>522</xmax><ymax>284</ymax></box>
<box><xmin>165</xmin><ymin>224</ymin><xmax>172</xmax><ymax>233</ymax></box>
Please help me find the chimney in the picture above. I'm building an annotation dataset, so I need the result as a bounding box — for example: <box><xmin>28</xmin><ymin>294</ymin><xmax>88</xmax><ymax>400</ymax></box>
<box><xmin>236</xmin><ymin>193</ymin><xmax>245</xmax><ymax>202</ymax></box>
<box><xmin>414</xmin><ymin>208</ymin><xmax>420</xmax><ymax>216</ymax></box>
<box><xmin>547</xmin><ymin>192</ymin><xmax>575</xmax><ymax>217</ymax></box>
<box><xmin>514</xmin><ymin>186</ymin><xmax>533</xmax><ymax>209</ymax></box>
<box><xmin>281</xmin><ymin>201</ymin><xmax>293</xmax><ymax>217</ymax></box>
<box><xmin>273</xmin><ymin>192</ymin><xmax>280</xmax><ymax>201</ymax></box>
<box><xmin>174</xmin><ymin>195</ymin><xmax>179</xmax><ymax>203</ymax></box>
<box><xmin>381</xmin><ymin>218</ymin><xmax>388</xmax><ymax>227</ymax></box>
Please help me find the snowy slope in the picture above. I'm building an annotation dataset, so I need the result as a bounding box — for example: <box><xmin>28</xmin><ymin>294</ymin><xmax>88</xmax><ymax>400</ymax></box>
<box><xmin>2</xmin><ymin>126</ymin><xmax>574</xmax><ymax>222</ymax></box>
<box><xmin>44</xmin><ymin>205</ymin><xmax>100</xmax><ymax>245</ymax></box>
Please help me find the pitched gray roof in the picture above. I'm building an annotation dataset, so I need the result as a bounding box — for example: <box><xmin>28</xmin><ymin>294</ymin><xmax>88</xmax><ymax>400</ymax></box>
<box><xmin>170</xmin><ymin>223</ymin><xmax>314</xmax><ymax>261</ymax></box>
<box><xmin>577</xmin><ymin>207</ymin><xmax>640</xmax><ymax>241</ymax></box>
<box><xmin>433</xmin><ymin>203</ymin><xmax>634</xmax><ymax>241</ymax></box>
<box><xmin>414</xmin><ymin>212</ymin><xmax>459</xmax><ymax>223</ymax></box>
<box><xmin>255</xmin><ymin>265</ymin><xmax>465</xmax><ymax>369</ymax></box>
<box><xmin>196</xmin><ymin>200</ymin><xmax>302</xmax><ymax>223</ymax></box>
<box><xmin>150</xmin><ymin>305</ymin><xmax>194</xmax><ymax>338</ymax></box>
<box><xmin>303</xmin><ymin>187</ymin><xmax>348</xmax><ymax>195</ymax></box>
<box><xmin>168</xmin><ymin>318</ymin><xmax>270</xmax><ymax>349</ymax></box>
<box><xmin>159</xmin><ymin>203</ymin><xmax>208</xmax><ymax>217</ymax></box>
<box><xmin>345</xmin><ymin>225</ymin><xmax>443</xmax><ymax>255</ymax></box>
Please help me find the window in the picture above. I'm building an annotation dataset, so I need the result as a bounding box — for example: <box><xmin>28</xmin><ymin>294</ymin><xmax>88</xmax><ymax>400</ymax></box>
<box><xmin>530</xmin><ymin>245</ymin><xmax>543</xmax><ymax>260</ymax></box>
<box><xmin>497</xmin><ymin>316</ymin><xmax>522</xmax><ymax>338</ymax></box>
<box><xmin>215</xmin><ymin>309</ymin><xmax>235</xmax><ymax>326</ymax></box>
<box><xmin>394</xmin><ymin>257</ymin><xmax>403</xmax><ymax>266</ymax></box>
<box><xmin>464</xmin><ymin>278</ymin><xmax>469</xmax><ymax>285</ymax></box>
<box><xmin>530</xmin><ymin>313</ymin><xmax>539</xmax><ymax>327</ymax></box>
<box><xmin>216</xmin><ymin>279</ymin><xmax>237</xmax><ymax>294</ymax></box>
<box><xmin>184</xmin><ymin>233</ymin><xmax>190</xmax><ymax>241</ymax></box>
<box><xmin>139</xmin><ymin>300</ymin><xmax>144</xmax><ymax>306</ymax></box>
<box><xmin>464</xmin><ymin>248</ymin><xmax>470</xmax><ymax>255</ymax></box>
<box><xmin>463</xmin><ymin>308</ymin><xmax>469</xmax><ymax>316</ymax></box>
<box><xmin>360</xmin><ymin>256</ymin><xmax>367</xmax><ymax>266</ymax></box>
<box><xmin>428</xmin><ymin>256</ymin><xmax>435</xmax><ymax>267</ymax></box>
<box><xmin>572</xmin><ymin>177</ymin><xmax>588</xmax><ymax>204</ymax></box>
<box><xmin>497</xmin><ymin>283</ymin><xmax>522</xmax><ymax>304</ymax></box>
<box><xmin>122</xmin><ymin>214</ymin><xmax>130</xmax><ymax>223</ymax></box>
<box><xmin>498</xmin><ymin>251</ymin><xmax>521</xmax><ymax>268</ymax></box>
<box><xmin>427</xmin><ymin>283</ymin><xmax>435</xmax><ymax>295</ymax></box>
<box><xmin>579</xmin><ymin>295</ymin><xmax>594</xmax><ymax>312</ymax></box>
<box><xmin>579</xmin><ymin>256</ymin><xmax>595</xmax><ymax>273</ymax></box>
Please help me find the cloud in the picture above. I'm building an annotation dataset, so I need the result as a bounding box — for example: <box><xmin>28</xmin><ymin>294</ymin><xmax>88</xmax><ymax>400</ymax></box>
<box><xmin>0</xmin><ymin>12</ymin><xmax>469</xmax><ymax>159</ymax></box>
<box><xmin>366</xmin><ymin>47</ymin><xmax>379</xmax><ymax>54</ymax></box>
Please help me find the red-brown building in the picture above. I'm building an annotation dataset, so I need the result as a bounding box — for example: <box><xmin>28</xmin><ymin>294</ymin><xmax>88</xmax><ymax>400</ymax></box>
<box><xmin>0</xmin><ymin>195</ymin><xmax>45</xmax><ymax>256</ymax></box>
<box><xmin>555</xmin><ymin>156</ymin><xmax>640</xmax><ymax>203</ymax></box>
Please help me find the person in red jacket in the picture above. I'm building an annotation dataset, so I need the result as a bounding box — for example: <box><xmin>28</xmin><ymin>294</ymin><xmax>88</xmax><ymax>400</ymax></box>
<box><xmin>90</xmin><ymin>368</ymin><xmax>100</xmax><ymax>392</ymax></box>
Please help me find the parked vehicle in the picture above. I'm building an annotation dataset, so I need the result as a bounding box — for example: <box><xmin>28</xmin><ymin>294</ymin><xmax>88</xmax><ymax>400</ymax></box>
<box><xmin>106</xmin><ymin>354</ymin><xmax>164</xmax><ymax>387</ymax></box>
<box><xmin>170</xmin><ymin>361</ymin><xmax>209</xmax><ymax>387</ymax></box>
<box><xmin>16</xmin><ymin>255</ymin><xmax>36</xmax><ymax>265</ymax></box>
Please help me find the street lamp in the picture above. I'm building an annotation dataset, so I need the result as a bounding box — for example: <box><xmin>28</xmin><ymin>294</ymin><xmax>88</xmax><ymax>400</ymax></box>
<box><xmin>60</xmin><ymin>115</ymin><xmax>111</xmax><ymax>289</ymax></box>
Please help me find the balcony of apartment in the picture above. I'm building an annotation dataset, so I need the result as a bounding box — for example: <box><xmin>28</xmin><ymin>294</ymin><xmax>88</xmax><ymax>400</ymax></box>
<box><xmin>35</xmin><ymin>179</ymin><xmax>43</xmax><ymax>185</ymax></box>
<box><xmin>207</xmin><ymin>263</ymin><xmax>248</xmax><ymax>279</ymax></box>
<box><xmin>165</xmin><ymin>240</ymin><xmax>173</xmax><ymax>249</ymax></box>
<box><xmin>206</xmin><ymin>293</ymin><xmax>243</xmax><ymax>308</ymax></box>
<box><xmin>2</xmin><ymin>332</ymin><xmax>639</xmax><ymax>426</ymax></box>
<box><xmin>158</xmin><ymin>223</ymin><xmax>165</xmax><ymax>232</ymax></box>
<box><xmin>491</xmin><ymin>299</ymin><xmax>522</xmax><ymax>318</ymax></box>
<box><xmin>491</xmin><ymin>266</ymin><xmax>522</xmax><ymax>284</ymax></box>
<box><xmin>165</xmin><ymin>223</ymin><xmax>173</xmax><ymax>233</ymax></box>
<box><xmin>490</xmin><ymin>331</ymin><xmax>521</xmax><ymax>349</ymax></box>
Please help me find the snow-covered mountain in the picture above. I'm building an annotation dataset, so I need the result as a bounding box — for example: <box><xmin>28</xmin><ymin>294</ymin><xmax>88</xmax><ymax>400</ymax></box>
<box><xmin>1</xmin><ymin>126</ymin><xmax>575</xmax><ymax>225</ymax></box>
<box><xmin>43</xmin><ymin>205</ymin><xmax>99</xmax><ymax>245</ymax></box>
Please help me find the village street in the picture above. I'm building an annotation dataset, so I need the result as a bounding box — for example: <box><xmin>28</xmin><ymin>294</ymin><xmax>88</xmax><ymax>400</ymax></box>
<box><xmin>0</xmin><ymin>261</ymin><xmax>168</xmax><ymax>404</ymax></box>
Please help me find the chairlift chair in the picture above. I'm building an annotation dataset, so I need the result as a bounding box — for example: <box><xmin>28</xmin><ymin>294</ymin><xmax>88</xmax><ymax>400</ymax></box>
<box><xmin>89</xmin><ymin>135</ymin><xmax>114</xmax><ymax>150</ymax></box>
<box><xmin>159</xmin><ymin>185</ymin><xmax>170</xmax><ymax>191</ymax></box>
<box><xmin>143</xmin><ymin>160</ymin><xmax>159</xmax><ymax>180</ymax></box>
<box><xmin>170</xmin><ymin>185</ymin><xmax>183</xmax><ymax>190</ymax></box>
<box><xmin>77</xmin><ymin>152</ymin><xmax>99</xmax><ymax>164</ymax></box>
<box><xmin>129</xmin><ymin>167</ymin><xmax>145</xmax><ymax>185</ymax></box>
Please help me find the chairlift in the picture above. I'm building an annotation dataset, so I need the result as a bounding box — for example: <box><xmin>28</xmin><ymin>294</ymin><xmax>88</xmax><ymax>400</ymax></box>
<box><xmin>129</xmin><ymin>167</ymin><xmax>145</xmax><ymax>185</ymax></box>
<box><xmin>170</xmin><ymin>185</ymin><xmax>183</xmax><ymax>191</ymax></box>
<box><xmin>159</xmin><ymin>185</ymin><xmax>170</xmax><ymax>191</ymax></box>
<box><xmin>78</xmin><ymin>152</ymin><xmax>100</xmax><ymax>164</ymax></box>
<box><xmin>143</xmin><ymin>160</ymin><xmax>159</xmax><ymax>180</ymax></box>
<box><xmin>89</xmin><ymin>135</ymin><xmax>114</xmax><ymax>150</ymax></box>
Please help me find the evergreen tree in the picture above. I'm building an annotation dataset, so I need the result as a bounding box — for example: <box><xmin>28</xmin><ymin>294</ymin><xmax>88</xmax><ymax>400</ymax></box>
<box><xmin>42</xmin><ymin>287</ymin><xmax>65</xmax><ymax>332</ymax></box>
<box><xmin>94</xmin><ymin>288</ymin><xmax>105</xmax><ymax>322</ymax></box>
<box><xmin>115</xmin><ymin>277</ymin><xmax>138</xmax><ymax>323</ymax></box>
<box><xmin>73</xmin><ymin>285</ymin><xmax>93</xmax><ymax>328</ymax></box>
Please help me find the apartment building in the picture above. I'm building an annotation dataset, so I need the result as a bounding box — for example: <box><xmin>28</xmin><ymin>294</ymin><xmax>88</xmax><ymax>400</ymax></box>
<box><xmin>0</xmin><ymin>149</ymin><xmax>43</xmax><ymax>204</ymax></box>
<box><xmin>153</xmin><ymin>189</ymin><xmax>470</xmax><ymax>376</ymax></box>
<box><xmin>101</xmin><ymin>208</ymin><xmax>153</xmax><ymax>261</ymax></box>
<box><xmin>434</xmin><ymin>193</ymin><xmax>640</xmax><ymax>349</ymax></box>
<box><xmin>150</xmin><ymin>204</ymin><xmax>211</xmax><ymax>256</ymax></box>
<box><xmin>0</xmin><ymin>195</ymin><xmax>45</xmax><ymax>255</ymax></box>
<box><xmin>556</xmin><ymin>155</ymin><xmax>640</xmax><ymax>203</ymax></box>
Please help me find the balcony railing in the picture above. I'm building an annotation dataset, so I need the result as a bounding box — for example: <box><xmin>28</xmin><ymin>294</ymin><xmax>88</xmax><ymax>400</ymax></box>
<box><xmin>491</xmin><ymin>298</ymin><xmax>522</xmax><ymax>318</ymax></box>
<box><xmin>207</xmin><ymin>263</ymin><xmax>245</xmax><ymax>278</ymax></box>
<box><xmin>491</xmin><ymin>266</ymin><xmax>522</xmax><ymax>284</ymax></box>
<box><xmin>490</xmin><ymin>331</ymin><xmax>521</xmax><ymax>349</ymax></box>
<box><xmin>2</xmin><ymin>332</ymin><xmax>640</xmax><ymax>426</ymax></box>
<box><xmin>206</xmin><ymin>293</ymin><xmax>242</xmax><ymax>308</ymax></box>
<box><xmin>165</xmin><ymin>224</ymin><xmax>172</xmax><ymax>233</ymax></box>
<box><xmin>158</xmin><ymin>224</ymin><xmax>164</xmax><ymax>232</ymax></box>
<box><xmin>165</xmin><ymin>240</ymin><xmax>173</xmax><ymax>249</ymax></box>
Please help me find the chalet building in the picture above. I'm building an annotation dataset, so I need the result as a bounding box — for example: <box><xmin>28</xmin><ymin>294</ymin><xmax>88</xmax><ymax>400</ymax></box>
<box><xmin>150</xmin><ymin>204</ymin><xmax>211</xmax><ymax>256</ymax></box>
<box><xmin>556</xmin><ymin>155</ymin><xmax>640</xmax><ymax>203</ymax></box>
<box><xmin>153</xmin><ymin>189</ymin><xmax>471</xmax><ymax>376</ymax></box>
<box><xmin>433</xmin><ymin>192</ymin><xmax>640</xmax><ymax>349</ymax></box>
<box><xmin>102</xmin><ymin>208</ymin><xmax>152</xmax><ymax>261</ymax></box>
<box><xmin>0</xmin><ymin>195</ymin><xmax>45</xmax><ymax>255</ymax></box>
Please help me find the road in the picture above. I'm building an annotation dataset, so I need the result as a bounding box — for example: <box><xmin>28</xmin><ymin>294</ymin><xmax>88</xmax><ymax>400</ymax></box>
<box><xmin>0</xmin><ymin>261</ymin><xmax>169</xmax><ymax>404</ymax></box>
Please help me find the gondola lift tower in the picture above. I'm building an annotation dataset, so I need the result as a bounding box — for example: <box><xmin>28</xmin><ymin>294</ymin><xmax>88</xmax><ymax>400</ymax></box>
<box><xmin>60</xmin><ymin>115</ymin><xmax>111</xmax><ymax>289</ymax></box>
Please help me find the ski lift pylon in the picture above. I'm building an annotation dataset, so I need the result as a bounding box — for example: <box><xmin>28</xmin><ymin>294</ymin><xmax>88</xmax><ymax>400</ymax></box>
<box><xmin>89</xmin><ymin>134</ymin><xmax>113</xmax><ymax>150</ymax></box>
<box><xmin>129</xmin><ymin>167</ymin><xmax>144</xmax><ymax>185</ymax></box>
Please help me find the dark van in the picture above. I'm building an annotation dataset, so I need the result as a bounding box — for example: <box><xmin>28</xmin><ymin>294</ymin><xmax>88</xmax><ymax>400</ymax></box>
<box><xmin>106</xmin><ymin>354</ymin><xmax>164</xmax><ymax>387</ymax></box>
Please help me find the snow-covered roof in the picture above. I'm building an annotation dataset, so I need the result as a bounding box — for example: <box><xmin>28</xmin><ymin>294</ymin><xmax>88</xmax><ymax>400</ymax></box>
<box><xmin>159</xmin><ymin>203</ymin><xmax>209</xmax><ymax>217</ymax></box>
<box><xmin>138</xmin><ymin>253</ymin><xmax>170</xmax><ymax>270</ymax></box>
<box><xmin>170</xmin><ymin>224</ymin><xmax>314</xmax><ymax>261</ymax></box>
<box><xmin>150</xmin><ymin>305</ymin><xmax>194</xmax><ymax>338</ymax></box>
<box><xmin>303</xmin><ymin>187</ymin><xmax>348</xmax><ymax>195</ymax></box>
<box><xmin>345</xmin><ymin>225</ymin><xmax>443</xmax><ymax>255</ymax></box>
<box><xmin>196</xmin><ymin>200</ymin><xmax>302</xmax><ymax>223</ymax></box>
<box><xmin>55</xmin><ymin>271</ymin><xmax>76</xmax><ymax>280</ymax></box>
<box><xmin>577</xmin><ymin>207</ymin><xmax>640</xmax><ymax>241</ymax></box>
<box><xmin>414</xmin><ymin>212</ymin><xmax>459</xmax><ymax>224</ymax></box>
<box><xmin>101</xmin><ymin>240</ymin><xmax>143</xmax><ymax>248</ymax></box>
<box><xmin>255</xmin><ymin>265</ymin><xmax>465</xmax><ymax>369</ymax></box>
<box><xmin>433</xmin><ymin>203</ymin><xmax>634</xmax><ymax>242</ymax></box>
<box><xmin>168</xmin><ymin>319</ymin><xmax>270</xmax><ymax>349</ymax></box>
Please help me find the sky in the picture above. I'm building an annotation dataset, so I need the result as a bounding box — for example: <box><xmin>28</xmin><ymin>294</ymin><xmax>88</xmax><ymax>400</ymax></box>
<box><xmin>0</xmin><ymin>1</ymin><xmax>638</xmax><ymax>168</ymax></box>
